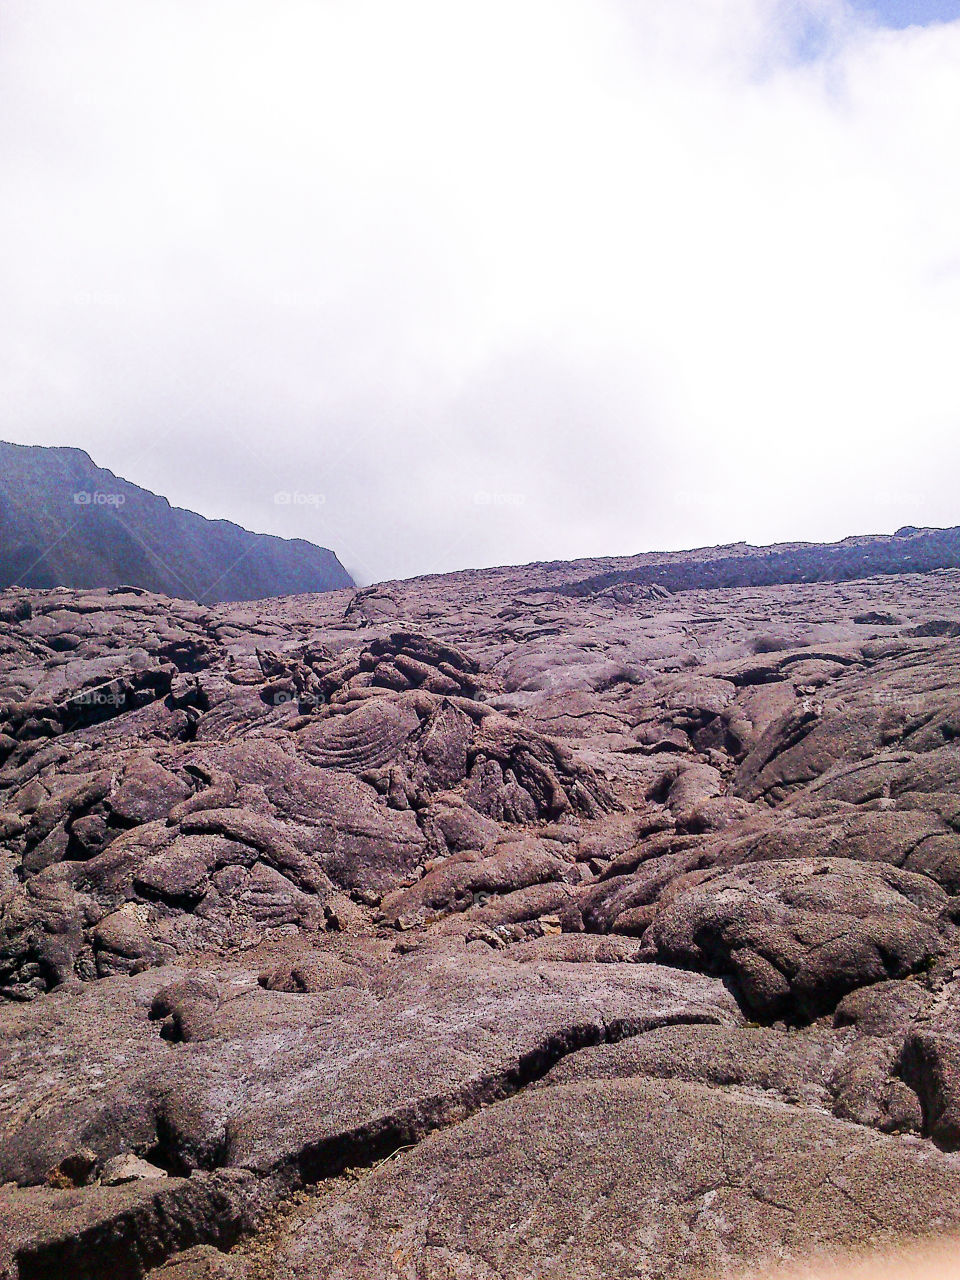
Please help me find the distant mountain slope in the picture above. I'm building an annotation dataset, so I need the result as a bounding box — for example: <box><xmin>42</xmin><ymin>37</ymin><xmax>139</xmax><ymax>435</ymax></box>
<box><xmin>554</xmin><ymin>525</ymin><xmax>960</xmax><ymax>595</ymax></box>
<box><xmin>0</xmin><ymin>441</ymin><xmax>353</xmax><ymax>602</ymax></box>
<box><xmin>387</xmin><ymin>525</ymin><xmax>960</xmax><ymax>598</ymax></box>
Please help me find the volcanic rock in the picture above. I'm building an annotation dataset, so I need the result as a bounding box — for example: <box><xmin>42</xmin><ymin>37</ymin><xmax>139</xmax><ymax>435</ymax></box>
<box><xmin>2</xmin><ymin>539</ymin><xmax>960</xmax><ymax>1277</ymax></box>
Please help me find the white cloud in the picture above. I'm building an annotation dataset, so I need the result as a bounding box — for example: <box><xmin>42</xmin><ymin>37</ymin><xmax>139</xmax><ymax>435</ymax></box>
<box><xmin>1</xmin><ymin>0</ymin><xmax>958</xmax><ymax>581</ymax></box>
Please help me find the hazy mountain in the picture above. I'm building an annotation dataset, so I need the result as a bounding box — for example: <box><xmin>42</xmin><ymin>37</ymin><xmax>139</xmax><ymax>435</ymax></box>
<box><xmin>0</xmin><ymin>441</ymin><xmax>353</xmax><ymax>602</ymax></box>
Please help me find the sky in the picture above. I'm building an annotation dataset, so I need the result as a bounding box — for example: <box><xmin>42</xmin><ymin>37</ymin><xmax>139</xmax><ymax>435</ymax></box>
<box><xmin>1</xmin><ymin>0</ymin><xmax>959</xmax><ymax>585</ymax></box>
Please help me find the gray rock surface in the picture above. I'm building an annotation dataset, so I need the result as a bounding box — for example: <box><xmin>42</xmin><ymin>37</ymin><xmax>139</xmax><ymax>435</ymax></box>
<box><xmin>2</xmin><ymin>547</ymin><xmax>960</xmax><ymax>1276</ymax></box>
<box><xmin>259</xmin><ymin>1078</ymin><xmax>960</xmax><ymax>1280</ymax></box>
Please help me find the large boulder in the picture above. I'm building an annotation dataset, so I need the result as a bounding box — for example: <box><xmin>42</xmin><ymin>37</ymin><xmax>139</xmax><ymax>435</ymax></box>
<box><xmin>264</xmin><ymin>1075</ymin><xmax>960</xmax><ymax>1280</ymax></box>
<box><xmin>639</xmin><ymin>858</ymin><xmax>953</xmax><ymax>1021</ymax></box>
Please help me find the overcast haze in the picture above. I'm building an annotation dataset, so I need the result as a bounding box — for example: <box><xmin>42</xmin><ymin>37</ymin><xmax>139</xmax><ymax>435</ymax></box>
<box><xmin>1</xmin><ymin>0</ymin><xmax>959</xmax><ymax>584</ymax></box>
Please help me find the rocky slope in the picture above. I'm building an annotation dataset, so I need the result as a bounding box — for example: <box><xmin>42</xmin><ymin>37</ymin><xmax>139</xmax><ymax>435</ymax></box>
<box><xmin>2</xmin><ymin>549</ymin><xmax>960</xmax><ymax>1278</ymax></box>
<box><xmin>0</xmin><ymin>442</ymin><xmax>353</xmax><ymax>602</ymax></box>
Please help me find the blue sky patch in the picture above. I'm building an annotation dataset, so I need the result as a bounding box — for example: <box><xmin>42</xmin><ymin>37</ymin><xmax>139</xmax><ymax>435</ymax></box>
<box><xmin>848</xmin><ymin>0</ymin><xmax>960</xmax><ymax>28</ymax></box>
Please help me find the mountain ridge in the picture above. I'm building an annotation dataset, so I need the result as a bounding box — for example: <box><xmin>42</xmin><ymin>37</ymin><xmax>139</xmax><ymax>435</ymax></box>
<box><xmin>0</xmin><ymin>440</ymin><xmax>354</xmax><ymax>602</ymax></box>
<box><xmin>377</xmin><ymin>522</ymin><xmax>960</xmax><ymax>596</ymax></box>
